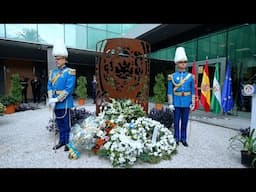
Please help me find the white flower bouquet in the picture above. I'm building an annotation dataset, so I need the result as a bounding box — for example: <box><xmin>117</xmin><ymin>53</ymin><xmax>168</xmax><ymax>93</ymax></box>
<box><xmin>99</xmin><ymin>117</ymin><xmax>177</xmax><ymax>167</ymax></box>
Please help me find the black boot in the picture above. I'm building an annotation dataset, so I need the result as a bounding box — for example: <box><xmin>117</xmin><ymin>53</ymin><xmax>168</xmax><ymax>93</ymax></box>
<box><xmin>181</xmin><ymin>141</ymin><xmax>188</xmax><ymax>147</ymax></box>
<box><xmin>53</xmin><ymin>143</ymin><xmax>65</xmax><ymax>150</ymax></box>
<box><xmin>64</xmin><ymin>145</ymin><xmax>69</xmax><ymax>152</ymax></box>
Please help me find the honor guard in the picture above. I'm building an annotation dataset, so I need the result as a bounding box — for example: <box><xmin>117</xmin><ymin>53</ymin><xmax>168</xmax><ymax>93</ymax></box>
<box><xmin>167</xmin><ymin>47</ymin><xmax>195</xmax><ymax>147</ymax></box>
<box><xmin>47</xmin><ymin>40</ymin><xmax>76</xmax><ymax>151</ymax></box>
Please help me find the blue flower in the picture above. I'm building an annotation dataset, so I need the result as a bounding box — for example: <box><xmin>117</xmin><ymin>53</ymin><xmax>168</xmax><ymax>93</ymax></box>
<box><xmin>129</xmin><ymin>123</ymin><xmax>135</xmax><ymax>129</ymax></box>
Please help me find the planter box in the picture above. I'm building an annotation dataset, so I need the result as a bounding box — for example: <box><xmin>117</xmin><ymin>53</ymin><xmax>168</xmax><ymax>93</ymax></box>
<box><xmin>241</xmin><ymin>150</ymin><xmax>256</xmax><ymax>167</ymax></box>
<box><xmin>4</xmin><ymin>104</ymin><xmax>15</xmax><ymax>114</ymax></box>
<box><xmin>78</xmin><ymin>99</ymin><xmax>85</xmax><ymax>106</ymax></box>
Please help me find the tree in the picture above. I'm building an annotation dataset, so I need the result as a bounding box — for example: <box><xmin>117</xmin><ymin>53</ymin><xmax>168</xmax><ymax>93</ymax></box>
<box><xmin>153</xmin><ymin>73</ymin><xmax>166</xmax><ymax>104</ymax></box>
<box><xmin>17</xmin><ymin>28</ymin><xmax>45</xmax><ymax>42</ymax></box>
<box><xmin>75</xmin><ymin>76</ymin><xmax>88</xmax><ymax>99</ymax></box>
<box><xmin>9</xmin><ymin>73</ymin><xmax>22</xmax><ymax>103</ymax></box>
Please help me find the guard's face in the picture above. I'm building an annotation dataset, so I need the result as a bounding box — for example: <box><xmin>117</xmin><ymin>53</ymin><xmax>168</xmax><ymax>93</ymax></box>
<box><xmin>55</xmin><ymin>56</ymin><xmax>66</xmax><ymax>68</ymax></box>
<box><xmin>177</xmin><ymin>60</ymin><xmax>187</xmax><ymax>70</ymax></box>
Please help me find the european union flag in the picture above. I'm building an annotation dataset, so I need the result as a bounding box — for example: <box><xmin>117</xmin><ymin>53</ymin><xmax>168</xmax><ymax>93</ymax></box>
<box><xmin>221</xmin><ymin>59</ymin><xmax>234</xmax><ymax>113</ymax></box>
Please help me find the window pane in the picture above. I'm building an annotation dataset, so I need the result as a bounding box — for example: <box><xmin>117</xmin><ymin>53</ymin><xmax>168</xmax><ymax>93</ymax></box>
<box><xmin>216</xmin><ymin>32</ymin><xmax>226</xmax><ymax>57</ymax></box>
<box><xmin>182</xmin><ymin>40</ymin><xmax>197</xmax><ymax>62</ymax></box>
<box><xmin>198</xmin><ymin>36</ymin><xmax>210</xmax><ymax>60</ymax></box>
<box><xmin>88</xmin><ymin>28</ymin><xmax>106</xmax><ymax>50</ymax></box>
<box><xmin>107</xmin><ymin>32</ymin><xmax>120</xmax><ymax>39</ymax></box>
<box><xmin>38</xmin><ymin>24</ymin><xmax>64</xmax><ymax>44</ymax></box>
<box><xmin>65</xmin><ymin>24</ymin><xmax>87</xmax><ymax>49</ymax></box>
<box><xmin>5</xmin><ymin>24</ymin><xmax>37</xmax><ymax>42</ymax></box>
<box><xmin>0</xmin><ymin>24</ymin><xmax>5</xmax><ymax>38</ymax></box>
<box><xmin>107</xmin><ymin>24</ymin><xmax>122</xmax><ymax>33</ymax></box>
<box><xmin>122</xmin><ymin>24</ymin><xmax>136</xmax><ymax>34</ymax></box>
<box><xmin>167</xmin><ymin>47</ymin><xmax>176</xmax><ymax>61</ymax></box>
<box><xmin>88</xmin><ymin>24</ymin><xmax>106</xmax><ymax>30</ymax></box>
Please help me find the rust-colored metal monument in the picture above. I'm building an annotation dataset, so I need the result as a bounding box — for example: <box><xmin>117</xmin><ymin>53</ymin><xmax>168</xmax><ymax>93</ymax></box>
<box><xmin>95</xmin><ymin>38</ymin><xmax>151</xmax><ymax>114</ymax></box>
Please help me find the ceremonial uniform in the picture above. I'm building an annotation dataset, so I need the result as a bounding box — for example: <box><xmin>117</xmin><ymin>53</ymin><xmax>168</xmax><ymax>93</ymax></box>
<box><xmin>167</xmin><ymin>47</ymin><xmax>195</xmax><ymax>146</ymax></box>
<box><xmin>47</xmin><ymin>40</ymin><xmax>76</xmax><ymax>151</ymax></box>
<box><xmin>48</xmin><ymin>65</ymin><xmax>76</xmax><ymax>145</ymax></box>
<box><xmin>168</xmin><ymin>71</ymin><xmax>195</xmax><ymax>143</ymax></box>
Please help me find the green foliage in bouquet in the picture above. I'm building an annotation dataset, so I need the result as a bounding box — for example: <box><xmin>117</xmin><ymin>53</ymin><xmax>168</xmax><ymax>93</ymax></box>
<box><xmin>102</xmin><ymin>98</ymin><xmax>146</xmax><ymax>125</ymax></box>
<box><xmin>75</xmin><ymin>76</ymin><xmax>88</xmax><ymax>99</ymax></box>
<box><xmin>9</xmin><ymin>74</ymin><xmax>22</xmax><ymax>103</ymax></box>
<box><xmin>153</xmin><ymin>73</ymin><xmax>166</xmax><ymax>104</ymax></box>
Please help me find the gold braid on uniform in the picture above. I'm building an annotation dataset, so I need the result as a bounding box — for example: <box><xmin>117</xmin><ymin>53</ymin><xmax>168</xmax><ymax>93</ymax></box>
<box><xmin>57</xmin><ymin>90</ymin><xmax>69</xmax><ymax>102</ymax></box>
<box><xmin>68</xmin><ymin>68</ymin><xmax>76</xmax><ymax>75</ymax></box>
<box><xmin>57</xmin><ymin>68</ymin><xmax>76</xmax><ymax>102</ymax></box>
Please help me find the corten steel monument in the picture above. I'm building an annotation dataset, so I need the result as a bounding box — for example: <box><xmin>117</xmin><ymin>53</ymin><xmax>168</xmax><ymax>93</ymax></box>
<box><xmin>95</xmin><ymin>38</ymin><xmax>151</xmax><ymax>115</ymax></box>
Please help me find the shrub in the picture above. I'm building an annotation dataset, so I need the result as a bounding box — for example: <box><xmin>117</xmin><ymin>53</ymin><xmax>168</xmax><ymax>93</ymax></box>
<box><xmin>9</xmin><ymin>74</ymin><xmax>22</xmax><ymax>103</ymax></box>
<box><xmin>153</xmin><ymin>73</ymin><xmax>166</xmax><ymax>104</ymax></box>
<box><xmin>75</xmin><ymin>76</ymin><xmax>87</xmax><ymax>99</ymax></box>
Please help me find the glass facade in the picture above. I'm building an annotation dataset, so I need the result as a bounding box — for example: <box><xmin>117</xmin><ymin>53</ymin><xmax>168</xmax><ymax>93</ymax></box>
<box><xmin>65</xmin><ymin>24</ymin><xmax>87</xmax><ymax>49</ymax></box>
<box><xmin>38</xmin><ymin>24</ymin><xmax>64</xmax><ymax>44</ymax></box>
<box><xmin>0</xmin><ymin>24</ymin><xmax>138</xmax><ymax>50</ymax></box>
<box><xmin>150</xmin><ymin>24</ymin><xmax>256</xmax><ymax>112</ymax></box>
<box><xmin>88</xmin><ymin>28</ymin><xmax>107</xmax><ymax>50</ymax></box>
<box><xmin>107</xmin><ymin>24</ymin><xmax>122</xmax><ymax>33</ymax></box>
<box><xmin>0</xmin><ymin>24</ymin><xmax>5</xmax><ymax>38</ymax></box>
<box><xmin>5</xmin><ymin>24</ymin><xmax>37</xmax><ymax>42</ymax></box>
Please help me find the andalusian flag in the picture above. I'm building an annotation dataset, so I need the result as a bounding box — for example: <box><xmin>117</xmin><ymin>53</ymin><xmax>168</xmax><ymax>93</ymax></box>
<box><xmin>210</xmin><ymin>63</ymin><xmax>221</xmax><ymax>114</ymax></box>
<box><xmin>200</xmin><ymin>59</ymin><xmax>211</xmax><ymax>112</ymax></box>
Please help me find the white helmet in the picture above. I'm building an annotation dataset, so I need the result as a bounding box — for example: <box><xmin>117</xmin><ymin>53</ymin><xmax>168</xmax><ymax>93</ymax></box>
<box><xmin>174</xmin><ymin>47</ymin><xmax>187</xmax><ymax>63</ymax></box>
<box><xmin>52</xmin><ymin>40</ymin><xmax>68</xmax><ymax>57</ymax></box>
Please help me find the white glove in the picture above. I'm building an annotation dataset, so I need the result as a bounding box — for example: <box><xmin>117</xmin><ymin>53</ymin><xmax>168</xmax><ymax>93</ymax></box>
<box><xmin>47</xmin><ymin>98</ymin><xmax>58</xmax><ymax>109</ymax></box>
<box><xmin>169</xmin><ymin>104</ymin><xmax>175</xmax><ymax>112</ymax></box>
<box><xmin>190</xmin><ymin>104</ymin><xmax>195</xmax><ymax>111</ymax></box>
<box><xmin>49</xmin><ymin>102</ymin><xmax>56</xmax><ymax>110</ymax></box>
<box><xmin>48</xmin><ymin>98</ymin><xmax>58</xmax><ymax>104</ymax></box>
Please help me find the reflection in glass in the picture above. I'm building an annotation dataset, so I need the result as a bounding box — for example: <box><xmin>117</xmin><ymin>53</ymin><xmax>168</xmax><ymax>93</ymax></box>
<box><xmin>0</xmin><ymin>24</ymin><xmax>5</xmax><ymax>38</ymax></box>
<box><xmin>107</xmin><ymin>24</ymin><xmax>122</xmax><ymax>33</ymax></box>
<box><xmin>88</xmin><ymin>24</ymin><xmax>106</xmax><ymax>30</ymax></box>
<box><xmin>88</xmin><ymin>28</ymin><xmax>106</xmax><ymax>50</ymax></box>
<box><xmin>38</xmin><ymin>24</ymin><xmax>64</xmax><ymax>44</ymax></box>
<box><xmin>5</xmin><ymin>24</ymin><xmax>37</xmax><ymax>42</ymax></box>
<box><xmin>65</xmin><ymin>24</ymin><xmax>87</xmax><ymax>49</ymax></box>
<box><xmin>106</xmin><ymin>32</ymin><xmax>120</xmax><ymax>39</ymax></box>
<box><xmin>122</xmin><ymin>24</ymin><xmax>136</xmax><ymax>34</ymax></box>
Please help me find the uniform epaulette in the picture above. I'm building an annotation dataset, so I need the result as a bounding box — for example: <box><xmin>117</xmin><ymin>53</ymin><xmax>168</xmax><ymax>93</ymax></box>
<box><xmin>68</xmin><ymin>68</ymin><xmax>76</xmax><ymax>75</ymax></box>
<box><xmin>168</xmin><ymin>74</ymin><xmax>172</xmax><ymax>80</ymax></box>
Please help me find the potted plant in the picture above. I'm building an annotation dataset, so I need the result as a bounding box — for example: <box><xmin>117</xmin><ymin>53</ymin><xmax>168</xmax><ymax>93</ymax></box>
<box><xmin>0</xmin><ymin>95</ymin><xmax>17</xmax><ymax>114</ymax></box>
<box><xmin>230</xmin><ymin>128</ymin><xmax>256</xmax><ymax>167</ymax></box>
<box><xmin>75</xmin><ymin>76</ymin><xmax>88</xmax><ymax>106</ymax></box>
<box><xmin>153</xmin><ymin>73</ymin><xmax>166</xmax><ymax>110</ymax></box>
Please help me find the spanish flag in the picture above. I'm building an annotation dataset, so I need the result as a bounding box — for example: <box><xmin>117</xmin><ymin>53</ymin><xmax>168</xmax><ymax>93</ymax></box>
<box><xmin>200</xmin><ymin>59</ymin><xmax>211</xmax><ymax>112</ymax></box>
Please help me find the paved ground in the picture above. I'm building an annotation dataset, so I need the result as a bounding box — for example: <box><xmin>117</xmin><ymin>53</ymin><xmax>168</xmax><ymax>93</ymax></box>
<box><xmin>0</xmin><ymin>100</ymin><xmax>245</xmax><ymax>168</ymax></box>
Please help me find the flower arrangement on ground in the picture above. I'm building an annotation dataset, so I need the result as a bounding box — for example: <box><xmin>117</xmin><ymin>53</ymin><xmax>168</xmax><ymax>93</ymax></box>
<box><xmin>63</xmin><ymin>98</ymin><xmax>177</xmax><ymax>167</ymax></box>
<box><xmin>99</xmin><ymin>117</ymin><xmax>177</xmax><ymax>167</ymax></box>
